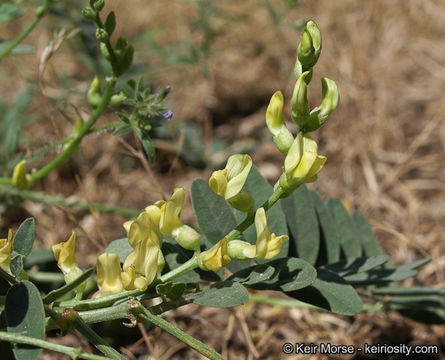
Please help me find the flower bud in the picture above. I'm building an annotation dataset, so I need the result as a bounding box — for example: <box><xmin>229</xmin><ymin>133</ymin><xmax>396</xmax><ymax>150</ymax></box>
<box><xmin>81</xmin><ymin>7</ymin><xmax>96</xmax><ymax>21</ymax></box>
<box><xmin>100</xmin><ymin>42</ymin><xmax>111</xmax><ymax>60</ymax></box>
<box><xmin>301</xmin><ymin>78</ymin><xmax>339</xmax><ymax>133</ymax></box>
<box><xmin>197</xmin><ymin>237</ymin><xmax>231</xmax><ymax>271</ymax></box>
<box><xmin>266</xmin><ymin>91</ymin><xmax>285</xmax><ymax>136</ymax></box>
<box><xmin>172</xmin><ymin>225</ymin><xmax>200</xmax><ymax>251</ymax></box>
<box><xmin>96</xmin><ymin>253</ymin><xmax>124</xmax><ymax>295</ymax></box>
<box><xmin>110</xmin><ymin>91</ymin><xmax>126</xmax><ymax>106</ymax></box>
<box><xmin>291</xmin><ymin>71</ymin><xmax>311</xmax><ymax>127</ymax></box>
<box><xmin>96</xmin><ymin>28</ymin><xmax>109</xmax><ymax>43</ymax></box>
<box><xmin>12</xmin><ymin>160</ymin><xmax>31</xmax><ymax>189</ymax></box>
<box><xmin>87</xmin><ymin>76</ymin><xmax>102</xmax><ymax>108</ymax></box>
<box><xmin>265</xmin><ymin>91</ymin><xmax>294</xmax><ymax>154</ymax></box>
<box><xmin>0</xmin><ymin>229</ymin><xmax>14</xmax><ymax>273</ymax></box>
<box><xmin>93</xmin><ymin>0</ymin><xmax>105</xmax><ymax>12</ymax></box>
<box><xmin>297</xmin><ymin>21</ymin><xmax>322</xmax><ymax>69</ymax></box>
<box><xmin>227</xmin><ymin>240</ymin><xmax>255</xmax><ymax>260</ymax></box>
<box><xmin>35</xmin><ymin>6</ymin><xmax>45</xmax><ymax>18</ymax></box>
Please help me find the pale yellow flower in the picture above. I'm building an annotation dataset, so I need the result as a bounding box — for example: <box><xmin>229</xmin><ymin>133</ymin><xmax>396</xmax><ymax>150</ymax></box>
<box><xmin>96</xmin><ymin>253</ymin><xmax>124</xmax><ymax>295</ymax></box>
<box><xmin>254</xmin><ymin>208</ymin><xmax>289</xmax><ymax>260</ymax></box>
<box><xmin>280</xmin><ymin>132</ymin><xmax>326</xmax><ymax>192</ymax></box>
<box><xmin>0</xmin><ymin>229</ymin><xmax>14</xmax><ymax>272</ymax></box>
<box><xmin>198</xmin><ymin>237</ymin><xmax>231</xmax><ymax>271</ymax></box>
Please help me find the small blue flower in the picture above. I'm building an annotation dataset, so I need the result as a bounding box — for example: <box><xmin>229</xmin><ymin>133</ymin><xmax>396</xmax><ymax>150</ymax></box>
<box><xmin>160</xmin><ymin>110</ymin><xmax>173</xmax><ymax>121</ymax></box>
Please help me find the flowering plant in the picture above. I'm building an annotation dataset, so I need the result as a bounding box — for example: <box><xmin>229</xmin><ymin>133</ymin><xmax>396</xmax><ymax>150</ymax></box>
<box><xmin>0</xmin><ymin>2</ymin><xmax>443</xmax><ymax>360</ymax></box>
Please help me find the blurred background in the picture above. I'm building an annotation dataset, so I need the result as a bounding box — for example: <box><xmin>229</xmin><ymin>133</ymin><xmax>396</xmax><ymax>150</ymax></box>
<box><xmin>1</xmin><ymin>0</ymin><xmax>444</xmax><ymax>359</ymax></box>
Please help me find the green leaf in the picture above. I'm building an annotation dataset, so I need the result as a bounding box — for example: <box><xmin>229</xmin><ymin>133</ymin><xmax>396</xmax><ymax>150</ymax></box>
<box><xmin>5</xmin><ymin>281</ymin><xmax>45</xmax><ymax>360</ymax></box>
<box><xmin>286</xmin><ymin>269</ymin><xmax>363</xmax><ymax>315</ymax></box>
<box><xmin>248</xmin><ymin>257</ymin><xmax>317</xmax><ymax>292</ymax></box>
<box><xmin>113</xmin><ymin>124</ymin><xmax>133</xmax><ymax>135</ymax></box>
<box><xmin>308</xmin><ymin>190</ymin><xmax>340</xmax><ymax>264</ymax></box>
<box><xmin>226</xmin><ymin>264</ymin><xmax>275</xmax><ymax>285</ymax></box>
<box><xmin>104</xmin><ymin>11</ymin><xmax>116</xmax><ymax>35</ymax></box>
<box><xmin>2</xmin><ymin>88</ymin><xmax>35</xmax><ymax>155</ymax></box>
<box><xmin>105</xmin><ymin>238</ymin><xmax>133</xmax><ymax>263</ymax></box>
<box><xmin>344</xmin><ymin>266</ymin><xmax>417</xmax><ymax>285</ymax></box>
<box><xmin>13</xmin><ymin>217</ymin><xmax>35</xmax><ymax>256</ymax></box>
<box><xmin>394</xmin><ymin>306</ymin><xmax>445</xmax><ymax>325</ymax></box>
<box><xmin>135</xmin><ymin>128</ymin><xmax>155</xmax><ymax>161</ymax></box>
<box><xmin>117</xmin><ymin>80</ymin><xmax>134</xmax><ymax>98</ymax></box>
<box><xmin>162</xmin><ymin>238</ymin><xmax>201</xmax><ymax>284</ymax></box>
<box><xmin>0</xmin><ymin>4</ymin><xmax>25</xmax><ymax>24</ymax></box>
<box><xmin>234</xmin><ymin>165</ymin><xmax>289</xmax><ymax>259</ymax></box>
<box><xmin>43</xmin><ymin>268</ymin><xmax>95</xmax><ymax>304</ymax></box>
<box><xmin>326</xmin><ymin>198</ymin><xmax>362</xmax><ymax>259</ymax></box>
<box><xmin>344</xmin><ymin>258</ymin><xmax>431</xmax><ymax>285</ymax></box>
<box><xmin>281</xmin><ymin>185</ymin><xmax>319</xmax><ymax>265</ymax></box>
<box><xmin>156</xmin><ymin>282</ymin><xmax>186</xmax><ymax>301</ymax></box>
<box><xmin>191</xmin><ymin>178</ymin><xmax>249</xmax><ymax>273</ymax></box>
<box><xmin>10</xmin><ymin>255</ymin><xmax>23</xmax><ymax>277</ymax></box>
<box><xmin>191</xmin><ymin>179</ymin><xmax>237</xmax><ymax>245</ymax></box>
<box><xmin>322</xmin><ymin>255</ymin><xmax>390</xmax><ymax>277</ymax></box>
<box><xmin>23</xmin><ymin>248</ymin><xmax>55</xmax><ymax>268</ymax></box>
<box><xmin>352</xmin><ymin>212</ymin><xmax>385</xmax><ymax>256</ymax></box>
<box><xmin>191</xmin><ymin>281</ymin><xmax>248</xmax><ymax>308</ymax></box>
<box><xmin>0</xmin><ymin>42</ymin><xmax>34</xmax><ymax>55</ymax></box>
<box><xmin>372</xmin><ymin>286</ymin><xmax>445</xmax><ymax>296</ymax></box>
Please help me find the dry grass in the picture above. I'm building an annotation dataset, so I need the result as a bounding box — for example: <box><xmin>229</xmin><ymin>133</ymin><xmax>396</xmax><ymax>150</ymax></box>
<box><xmin>1</xmin><ymin>0</ymin><xmax>444</xmax><ymax>359</ymax></box>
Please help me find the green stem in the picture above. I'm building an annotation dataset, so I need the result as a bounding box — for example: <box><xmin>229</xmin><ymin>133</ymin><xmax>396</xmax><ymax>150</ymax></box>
<box><xmin>0</xmin><ymin>184</ymin><xmax>140</xmax><ymax>218</ymax></box>
<box><xmin>159</xmin><ymin>255</ymin><xmax>198</xmax><ymax>283</ymax></box>
<box><xmin>0</xmin><ymin>331</ymin><xmax>112</xmax><ymax>360</ymax></box>
<box><xmin>0</xmin><ymin>268</ymin><xmax>18</xmax><ymax>284</ymax></box>
<box><xmin>29</xmin><ymin>78</ymin><xmax>116</xmax><ymax>183</ymax></box>
<box><xmin>27</xmin><ymin>270</ymin><xmax>65</xmax><ymax>283</ymax></box>
<box><xmin>137</xmin><ymin>302</ymin><xmax>226</xmax><ymax>360</ymax></box>
<box><xmin>73</xmin><ymin>318</ymin><xmax>126</xmax><ymax>360</ymax></box>
<box><xmin>249</xmin><ymin>293</ymin><xmax>384</xmax><ymax>313</ymax></box>
<box><xmin>0</xmin><ymin>1</ymin><xmax>49</xmax><ymax>61</ymax></box>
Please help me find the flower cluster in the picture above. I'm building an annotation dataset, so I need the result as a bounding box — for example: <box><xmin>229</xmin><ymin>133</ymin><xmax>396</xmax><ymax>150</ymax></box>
<box><xmin>51</xmin><ymin>188</ymin><xmax>200</xmax><ymax>297</ymax></box>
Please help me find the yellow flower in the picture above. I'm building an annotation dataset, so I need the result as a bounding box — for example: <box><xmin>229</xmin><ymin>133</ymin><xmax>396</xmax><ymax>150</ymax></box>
<box><xmin>198</xmin><ymin>237</ymin><xmax>231</xmax><ymax>271</ymax></box>
<box><xmin>123</xmin><ymin>235</ymin><xmax>162</xmax><ymax>287</ymax></box>
<box><xmin>127</xmin><ymin>211</ymin><xmax>160</xmax><ymax>248</ymax></box>
<box><xmin>254</xmin><ymin>208</ymin><xmax>288</xmax><ymax>260</ymax></box>
<box><xmin>159</xmin><ymin>187</ymin><xmax>185</xmax><ymax>237</ymax></box>
<box><xmin>52</xmin><ymin>230</ymin><xmax>80</xmax><ymax>276</ymax></box>
<box><xmin>0</xmin><ymin>229</ymin><xmax>14</xmax><ymax>272</ymax></box>
<box><xmin>52</xmin><ymin>230</ymin><xmax>85</xmax><ymax>298</ymax></box>
<box><xmin>120</xmin><ymin>266</ymin><xmax>148</xmax><ymax>291</ymax></box>
<box><xmin>209</xmin><ymin>154</ymin><xmax>254</xmax><ymax>212</ymax></box>
<box><xmin>12</xmin><ymin>160</ymin><xmax>31</xmax><ymax>189</ymax></box>
<box><xmin>280</xmin><ymin>132</ymin><xmax>326</xmax><ymax>192</ymax></box>
<box><xmin>96</xmin><ymin>253</ymin><xmax>124</xmax><ymax>295</ymax></box>
<box><xmin>266</xmin><ymin>91</ymin><xmax>294</xmax><ymax>154</ymax></box>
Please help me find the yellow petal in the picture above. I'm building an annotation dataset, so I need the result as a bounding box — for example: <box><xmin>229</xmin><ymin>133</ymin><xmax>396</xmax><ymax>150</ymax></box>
<box><xmin>209</xmin><ymin>169</ymin><xmax>228</xmax><ymax>197</ymax></box>
<box><xmin>96</xmin><ymin>253</ymin><xmax>124</xmax><ymax>294</ymax></box>
<box><xmin>225</xmin><ymin>154</ymin><xmax>252</xmax><ymax>199</ymax></box>
<box><xmin>0</xmin><ymin>229</ymin><xmax>14</xmax><ymax>272</ymax></box>
<box><xmin>198</xmin><ymin>237</ymin><xmax>231</xmax><ymax>271</ymax></box>
<box><xmin>52</xmin><ymin>230</ymin><xmax>78</xmax><ymax>274</ymax></box>
<box><xmin>159</xmin><ymin>187</ymin><xmax>185</xmax><ymax>236</ymax></box>
<box><xmin>284</xmin><ymin>132</ymin><xmax>303</xmax><ymax>174</ymax></box>
<box><xmin>266</xmin><ymin>91</ymin><xmax>285</xmax><ymax>136</ymax></box>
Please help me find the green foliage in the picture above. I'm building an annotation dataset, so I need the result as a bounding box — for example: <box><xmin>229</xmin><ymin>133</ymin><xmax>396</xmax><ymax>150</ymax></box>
<box><xmin>0</xmin><ymin>3</ymin><xmax>25</xmax><ymax>24</ymax></box>
<box><xmin>13</xmin><ymin>217</ymin><xmax>35</xmax><ymax>256</ymax></box>
<box><xmin>5</xmin><ymin>281</ymin><xmax>45</xmax><ymax>360</ymax></box>
<box><xmin>191</xmin><ymin>281</ymin><xmax>248</xmax><ymax>308</ymax></box>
